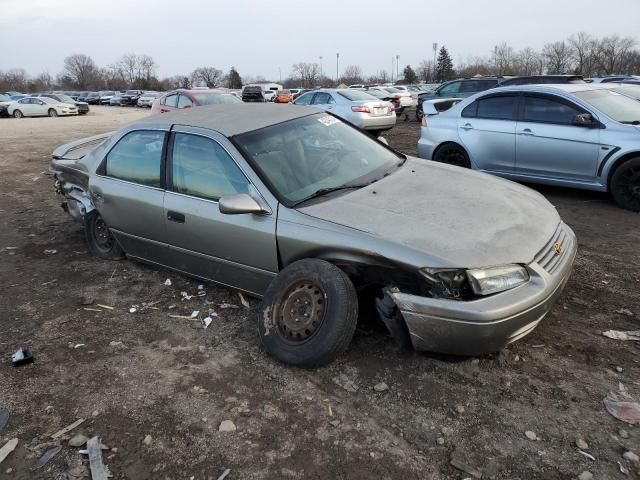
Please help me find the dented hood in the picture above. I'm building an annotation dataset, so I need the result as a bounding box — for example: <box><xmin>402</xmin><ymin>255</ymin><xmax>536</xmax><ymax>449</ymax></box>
<box><xmin>299</xmin><ymin>157</ymin><xmax>560</xmax><ymax>268</ymax></box>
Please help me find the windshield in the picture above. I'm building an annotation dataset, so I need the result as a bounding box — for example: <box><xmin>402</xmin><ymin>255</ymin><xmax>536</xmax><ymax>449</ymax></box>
<box><xmin>338</xmin><ymin>90</ymin><xmax>380</xmax><ymax>101</ymax></box>
<box><xmin>574</xmin><ymin>89</ymin><xmax>640</xmax><ymax>123</ymax></box>
<box><xmin>57</xmin><ymin>95</ymin><xmax>75</xmax><ymax>103</ymax></box>
<box><xmin>234</xmin><ymin>113</ymin><xmax>402</xmax><ymax>205</ymax></box>
<box><xmin>0</xmin><ymin>94</ymin><xmax>10</xmax><ymax>102</ymax></box>
<box><xmin>125</xmin><ymin>90</ymin><xmax>138</xmax><ymax>95</ymax></box>
<box><xmin>611</xmin><ymin>85</ymin><xmax>640</xmax><ymax>101</ymax></box>
<box><xmin>366</xmin><ymin>90</ymin><xmax>388</xmax><ymax>98</ymax></box>
<box><xmin>191</xmin><ymin>92</ymin><xmax>241</xmax><ymax>105</ymax></box>
<box><xmin>384</xmin><ymin>87</ymin><xmax>400</xmax><ymax>93</ymax></box>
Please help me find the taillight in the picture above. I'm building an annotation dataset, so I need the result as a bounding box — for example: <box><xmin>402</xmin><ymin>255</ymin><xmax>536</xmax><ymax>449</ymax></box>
<box><xmin>421</xmin><ymin>115</ymin><xmax>427</xmax><ymax>127</ymax></box>
<box><xmin>351</xmin><ymin>106</ymin><xmax>371</xmax><ymax>113</ymax></box>
<box><xmin>389</xmin><ymin>105</ymin><xmax>395</xmax><ymax>113</ymax></box>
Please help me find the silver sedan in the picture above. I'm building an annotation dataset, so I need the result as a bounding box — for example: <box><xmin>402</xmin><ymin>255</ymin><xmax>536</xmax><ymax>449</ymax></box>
<box><xmin>50</xmin><ymin>104</ymin><xmax>575</xmax><ymax>367</ymax></box>
<box><xmin>293</xmin><ymin>88</ymin><xmax>396</xmax><ymax>135</ymax></box>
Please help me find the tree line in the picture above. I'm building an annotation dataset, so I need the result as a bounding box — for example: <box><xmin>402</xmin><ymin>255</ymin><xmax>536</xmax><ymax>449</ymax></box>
<box><xmin>1</xmin><ymin>32</ymin><xmax>639</xmax><ymax>93</ymax></box>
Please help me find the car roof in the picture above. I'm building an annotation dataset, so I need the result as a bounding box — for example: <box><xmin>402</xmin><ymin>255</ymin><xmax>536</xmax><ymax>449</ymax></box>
<box><xmin>138</xmin><ymin>103</ymin><xmax>320</xmax><ymax>136</ymax></box>
<box><xmin>484</xmin><ymin>83</ymin><xmax>616</xmax><ymax>95</ymax></box>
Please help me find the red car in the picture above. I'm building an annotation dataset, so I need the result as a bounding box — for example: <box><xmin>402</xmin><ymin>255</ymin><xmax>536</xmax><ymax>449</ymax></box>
<box><xmin>150</xmin><ymin>89</ymin><xmax>241</xmax><ymax>114</ymax></box>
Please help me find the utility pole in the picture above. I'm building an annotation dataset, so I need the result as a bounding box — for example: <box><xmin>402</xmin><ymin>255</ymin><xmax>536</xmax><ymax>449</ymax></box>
<box><xmin>336</xmin><ymin>52</ymin><xmax>339</xmax><ymax>83</ymax></box>
<box><xmin>391</xmin><ymin>56</ymin><xmax>394</xmax><ymax>83</ymax></box>
<box><xmin>432</xmin><ymin>43</ymin><xmax>438</xmax><ymax>81</ymax></box>
<box><xmin>319</xmin><ymin>56</ymin><xmax>323</xmax><ymax>77</ymax></box>
<box><xmin>279</xmin><ymin>67</ymin><xmax>281</xmax><ymax>84</ymax></box>
<box><xmin>396</xmin><ymin>54</ymin><xmax>400</xmax><ymax>84</ymax></box>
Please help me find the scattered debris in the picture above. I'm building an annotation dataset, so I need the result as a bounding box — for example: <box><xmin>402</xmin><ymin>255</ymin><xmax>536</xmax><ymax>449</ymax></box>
<box><xmin>69</xmin><ymin>434</ymin><xmax>89</xmax><ymax>447</ymax></box>
<box><xmin>129</xmin><ymin>307</ymin><xmax>137</xmax><ymax>313</ymax></box>
<box><xmin>602</xmin><ymin>330</ymin><xmax>640</xmax><ymax>341</ymax></box>
<box><xmin>181</xmin><ymin>291</ymin><xmax>194</xmax><ymax>301</ymax></box>
<box><xmin>108</xmin><ymin>341</ymin><xmax>124</xmax><ymax>348</ymax></box>
<box><xmin>239</xmin><ymin>292</ymin><xmax>250</xmax><ymax>308</ymax></box>
<box><xmin>333</xmin><ymin>374</ymin><xmax>359</xmax><ymax>393</ymax></box>
<box><xmin>218</xmin><ymin>303</ymin><xmax>239</xmax><ymax>309</ymax></box>
<box><xmin>96</xmin><ymin>304</ymin><xmax>114</xmax><ymax>310</ymax></box>
<box><xmin>86</xmin><ymin>436</ymin><xmax>108</xmax><ymax>480</ymax></box>
<box><xmin>219</xmin><ymin>420</ymin><xmax>236</xmax><ymax>432</ymax></box>
<box><xmin>617</xmin><ymin>366</ymin><xmax>624</xmax><ymax>373</ymax></box>
<box><xmin>524</xmin><ymin>430</ymin><xmax>539</xmax><ymax>441</ymax></box>
<box><xmin>329</xmin><ymin>419</ymin><xmax>341</xmax><ymax>427</ymax></box>
<box><xmin>44</xmin><ymin>249</ymin><xmax>57</xmax><ymax>255</ymax></box>
<box><xmin>191</xmin><ymin>310</ymin><xmax>200</xmax><ymax>318</ymax></box>
<box><xmin>373</xmin><ymin>382</ymin><xmax>389</xmax><ymax>392</ymax></box>
<box><xmin>578</xmin><ymin>471</ymin><xmax>593</xmax><ymax>480</ymax></box>
<box><xmin>620</xmin><ymin>429</ymin><xmax>630</xmax><ymax>439</ymax></box>
<box><xmin>436</xmin><ymin>437</ymin><xmax>445</xmax><ymax>445</ymax></box>
<box><xmin>203</xmin><ymin>317</ymin><xmax>213</xmax><ymax>329</ymax></box>
<box><xmin>579</xmin><ymin>450</ymin><xmax>596</xmax><ymax>461</ymax></box>
<box><xmin>35</xmin><ymin>445</ymin><xmax>62</xmax><ymax>468</ymax></box>
<box><xmin>11</xmin><ymin>347</ymin><xmax>34</xmax><ymax>367</ymax></box>
<box><xmin>604</xmin><ymin>392</ymin><xmax>640</xmax><ymax>425</ymax></box>
<box><xmin>51</xmin><ymin>418</ymin><xmax>85</xmax><ymax>439</ymax></box>
<box><xmin>168</xmin><ymin>314</ymin><xmax>195</xmax><ymax>320</ymax></box>
<box><xmin>216</xmin><ymin>469</ymin><xmax>231</xmax><ymax>480</ymax></box>
<box><xmin>450</xmin><ymin>448</ymin><xmax>482</xmax><ymax>479</ymax></box>
<box><xmin>623</xmin><ymin>450</ymin><xmax>639</xmax><ymax>462</ymax></box>
<box><xmin>615</xmin><ymin>308</ymin><xmax>634</xmax><ymax>317</ymax></box>
<box><xmin>73</xmin><ymin>343</ymin><xmax>85</xmax><ymax>349</ymax></box>
<box><xmin>163</xmin><ymin>278</ymin><xmax>172</xmax><ymax>286</ymax></box>
<box><xmin>576</xmin><ymin>438</ymin><xmax>589</xmax><ymax>450</ymax></box>
<box><xmin>618</xmin><ymin>462</ymin><xmax>630</xmax><ymax>475</ymax></box>
<box><xmin>456</xmin><ymin>405</ymin><xmax>466</xmax><ymax>414</ymax></box>
<box><xmin>0</xmin><ymin>438</ymin><xmax>18</xmax><ymax>464</ymax></box>
<box><xmin>83</xmin><ymin>308</ymin><xmax>103</xmax><ymax>312</ymax></box>
<box><xmin>0</xmin><ymin>411</ymin><xmax>8</xmax><ymax>431</ymax></box>
<box><xmin>79</xmin><ymin>296</ymin><xmax>95</xmax><ymax>305</ymax></box>
<box><xmin>142</xmin><ymin>435</ymin><xmax>153</xmax><ymax>446</ymax></box>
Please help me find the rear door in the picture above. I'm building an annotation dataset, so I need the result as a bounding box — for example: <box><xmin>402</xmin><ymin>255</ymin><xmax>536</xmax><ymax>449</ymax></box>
<box><xmin>515</xmin><ymin>94</ymin><xmax>601</xmax><ymax>181</ymax></box>
<box><xmin>163</xmin><ymin>126</ymin><xmax>278</xmax><ymax>295</ymax></box>
<box><xmin>90</xmin><ymin>127</ymin><xmax>169</xmax><ymax>263</ymax></box>
<box><xmin>310</xmin><ymin>92</ymin><xmax>336</xmax><ymax>112</ymax></box>
<box><xmin>177</xmin><ymin>94</ymin><xmax>194</xmax><ymax>109</ymax></box>
<box><xmin>160</xmin><ymin>93</ymin><xmax>179</xmax><ymax>113</ymax></box>
<box><xmin>457</xmin><ymin>94</ymin><xmax>518</xmax><ymax>172</ymax></box>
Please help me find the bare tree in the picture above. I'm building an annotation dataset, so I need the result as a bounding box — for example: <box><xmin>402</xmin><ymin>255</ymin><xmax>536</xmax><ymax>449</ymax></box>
<box><xmin>63</xmin><ymin>54</ymin><xmax>100</xmax><ymax>89</ymax></box>
<box><xmin>417</xmin><ymin>60</ymin><xmax>434</xmax><ymax>82</ymax></box>
<box><xmin>0</xmin><ymin>69</ymin><xmax>30</xmax><ymax>92</ymax></box>
<box><xmin>569</xmin><ymin>32</ymin><xmax>597</xmax><ymax>76</ymax></box>
<box><xmin>340</xmin><ymin>64</ymin><xmax>364</xmax><ymax>85</ymax></box>
<box><xmin>493</xmin><ymin>42</ymin><xmax>516</xmax><ymax>75</ymax></box>
<box><xmin>543</xmin><ymin>41</ymin><xmax>573</xmax><ymax>73</ymax></box>
<box><xmin>191</xmin><ymin>67</ymin><xmax>224</xmax><ymax>88</ymax></box>
<box><xmin>597</xmin><ymin>35</ymin><xmax>636</xmax><ymax>74</ymax></box>
<box><xmin>514</xmin><ymin>48</ymin><xmax>542</xmax><ymax>75</ymax></box>
<box><xmin>291</xmin><ymin>62</ymin><xmax>320</xmax><ymax>88</ymax></box>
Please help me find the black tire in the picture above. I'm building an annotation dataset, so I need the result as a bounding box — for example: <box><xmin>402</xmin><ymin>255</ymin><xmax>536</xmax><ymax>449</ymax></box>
<box><xmin>258</xmin><ymin>259</ymin><xmax>358</xmax><ymax>368</ymax></box>
<box><xmin>48</xmin><ymin>108</ymin><xmax>58</xmax><ymax>117</ymax></box>
<box><xmin>610</xmin><ymin>158</ymin><xmax>640</xmax><ymax>212</ymax></box>
<box><xmin>433</xmin><ymin>143</ymin><xmax>471</xmax><ymax>168</ymax></box>
<box><xmin>13</xmin><ymin>109</ymin><xmax>23</xmax><ymax>119</ymax></box>
<box><xmin>84</xmin><ymin>211</ymin><xmax>125</xmax><ymax>259</ymax></box>
<box><xmin>416</xmin><ymin>107</ymin><xmax>424</xmax><ymax>121</ymax></box>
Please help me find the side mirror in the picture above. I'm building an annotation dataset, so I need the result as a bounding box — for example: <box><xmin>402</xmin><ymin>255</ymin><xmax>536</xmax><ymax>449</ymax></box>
<box><xmin>573</xmin><ymin>113</ymin><xmax>594</xmax><ymax>127</ymax></box>
<box><xmin>219</xmin><ymin>193</ymin><xmax>267</xmax><ymax>215</ymax></box>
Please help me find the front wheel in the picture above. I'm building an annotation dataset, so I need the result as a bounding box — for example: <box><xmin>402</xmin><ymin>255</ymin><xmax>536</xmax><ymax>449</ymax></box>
<box><xmin>48</xmin><ymin>108</ymin><xmax>58</xmax><ymax>117</ymax></box>
<box><xmin>433</xmin><ymin>143</ymin><xmax>471</xmax><ymax>168</ymax></box>
<box><xmin>610</xmin><ymin>158</ymin><xmax>640</xmax><ymax>212</ymax></box>
<box><xmin>84</xmin><ymin>211</ymin><xmax>125</xmax><ymax>259</ymax></box>
<box><xmin>13</xmin><ymin>109</ymin><xmax>23</xmax><ymax>118</ymax></box>
<box><xmin>258</xmin><ymin>259</ymin><xmax>358</xmax><ymax>368</ymax></box>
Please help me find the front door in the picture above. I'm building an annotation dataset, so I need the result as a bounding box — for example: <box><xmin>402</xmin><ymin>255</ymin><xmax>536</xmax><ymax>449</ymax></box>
<box><xmin>515</xmin><ymin>94</ymin><xmax>601</xmax><ymax>182</ymax></box>
<box><xmin>163</xmin><ymin>127</ymin><xmax>278</xmax><ymax>295</ymax></box>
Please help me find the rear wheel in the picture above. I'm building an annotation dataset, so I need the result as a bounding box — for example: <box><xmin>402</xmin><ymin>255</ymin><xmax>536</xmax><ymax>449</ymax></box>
<box><xmin>84</xmin><ymin>211</ymin><xmax>125</xmax><ymax>259</ymax></box>
<box><xmin>433</xmin><ymin>143</ymin><xmax>471</xmax><ymax>168</ymax></box>
<box><xmin>48</xmin><ymin>108</ymin><xmax>58</xmax><ymax>117</ymax></box>
<box><xmin>258</xmin><ymin>259</ymin><xmax>358</xmax><ymax>368</ymax></box>
<box><xmin>13</xmin><ymin>110</ymin><xmax>23</xmax><ymax>119</ymax></box>
<box><xmin>610</xmin><ymin>158</ymin><xmax>640</xmax><ymax>212</ymax></box>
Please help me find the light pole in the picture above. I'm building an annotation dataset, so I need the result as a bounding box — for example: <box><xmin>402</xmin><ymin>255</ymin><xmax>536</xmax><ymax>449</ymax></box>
<box><xmin>336</xmin><ymin>52</ymin><xmax>339</xmax><ymax>83</ymax></box>
<box><xmin>391</xmin><ymin>56</ymin><xmax>394</xmax><ymax>83</ymax></box>
<box><xmin>319</xmin><ymin>56</ymin><xmax>323</xmax><ymax>77</ymax></box>
<box><xmin>396</xmin><ymin>54</ymin><xmax>400</xmax><ymax>83</ymax></box>
<box><xmin>432</xmin><ymin>43</ymin><xmax>438</xmax><ymax>81</ymax></box>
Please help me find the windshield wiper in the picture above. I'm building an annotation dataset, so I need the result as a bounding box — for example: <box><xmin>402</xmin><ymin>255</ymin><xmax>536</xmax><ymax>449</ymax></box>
<box><xmin>621</xmin><ymin>120</ymin><xmax>640</xmax><ymax>125</ymax></box>
<box><xmin>294</xmin><ymin>182</ymin><xmax>372</xmax><ymax>206</ymax></box>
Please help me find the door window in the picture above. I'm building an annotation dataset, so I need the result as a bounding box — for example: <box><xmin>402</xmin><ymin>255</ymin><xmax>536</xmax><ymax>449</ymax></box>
<box><xmin>105</xmin><ymin>130</ymin><xmax>165</xmax><ymax>187</ymax></box>
<box><xmin>178</xmin><ymin>94</ymin><xmax>193</xmax><ymax>108</ymax></box>
<box><xmin>170</xmin><ymin>133</ymin><xmax>250</xmax><ymax>201</ymax></box>
<box><xmin>522</xmin><ymin>96</ymin><xmax>582</xmax><ymax>125</ymax></box>
<box><xmin>476</xmin><ymin>95</ymin><xmax>516</xmax><ymax>120</ymax></box>
<box><xmin>311</xmin><ymin>92</ymin><xmax>335</xmax><ymax>105</ymax></box>
<box><xmin>163</xmin><ymin>94</ymin><xmax>178</xmax><ymax>107</ymax></box>
<box><xmin>294</xmin><ymin>92</ymin><xmax>314</xmax><ymax>105</ymax></box>
<box><xmin>439</xmin><ymin>81</ymin><xmax>461</xmax><ymax>96</ymax></box>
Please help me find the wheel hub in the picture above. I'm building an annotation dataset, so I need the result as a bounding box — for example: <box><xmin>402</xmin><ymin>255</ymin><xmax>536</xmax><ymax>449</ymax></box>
<box><xmin>277</xmin><ymin>282</ymin><xmax>325</xmax><ymax>343</ymax></box>
<box><xmin>94</xmin><ymin>217</ymin><xmax>114</xmax><ymax>250</ymax></box>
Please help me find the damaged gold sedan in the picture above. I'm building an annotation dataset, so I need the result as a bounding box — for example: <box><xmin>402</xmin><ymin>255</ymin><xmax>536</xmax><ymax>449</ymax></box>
<box><xmin>51</xmin><ymin>104</ymin><xmax>576</xmax><ymax>367</ymax></box>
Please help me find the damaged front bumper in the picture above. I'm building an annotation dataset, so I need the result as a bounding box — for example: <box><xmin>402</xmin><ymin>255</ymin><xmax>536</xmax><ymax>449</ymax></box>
<box><xmin>388</xmin><ymin>223</ymin><xmax>577</xmax><ymax>356</ymax></box>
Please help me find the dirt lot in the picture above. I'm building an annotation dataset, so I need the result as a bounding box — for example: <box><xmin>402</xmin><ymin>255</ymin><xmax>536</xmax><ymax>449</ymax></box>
<box><xmin>1</xmin><ymin>106</ymin><xmax>639</xmax><ymax>479</ymax></box>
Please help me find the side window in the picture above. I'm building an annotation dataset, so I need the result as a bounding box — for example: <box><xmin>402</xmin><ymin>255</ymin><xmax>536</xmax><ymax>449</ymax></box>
<box><xmin>476</xmin><ymin>95</ymin><xmax>516</xmax><ymax>120</ymax></box>
<box><xmin>163</xmin><ymin>94</ymin><xmax>178</xmax><ymax>107</ymax></box>
<box><xmin>312</xmin><ymin>92</ymin><xmax>334</xmax><ymax>105</ymax></box>
<box><xmin>105</xmin><ymin>131</ymin><xmax>165</xmax><ymax>187</ymax></box>
<box><xmin>459</xmin><ymin>81</ymin><xmax>480</xmax><ymax>93</ymax></box>
<box><xmin>522</xmin><ymin>96</ymin><xmax>582</xmax><ymax>125</ymax></box>
<box><xmin>171</xmin><ymin>133</ymin><xmax>249</xmax><ymax>201</ymax></box>
<box><xmin>439</xmin><ymin>81</ymin><xmax>461</xmax><ymax>96</ymax></box>
<box><xmin>19</xmin><ymin>98</ymin><xmax>29</xmax><ymax>104</ymax></box>
<box><xmin>295</xmin><ymin>92</ymin><xmax>314</xmax><ymax>105</ymax></box>
<box><xmin>461</xmin><ymin>101</ymin><xmax>478</xmax><ymax>118</ymax></box>
<box><xmin>178</xmin><ymin>94</ymin><xmax>193</xmax><ymax>108</ymax></box>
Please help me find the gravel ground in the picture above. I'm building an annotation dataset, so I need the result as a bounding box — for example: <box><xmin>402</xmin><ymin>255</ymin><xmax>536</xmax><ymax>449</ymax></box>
<box><xmin>0</xmin><ymin>106</ymin><xmax>639</xmax><ymax>479</ymax></box>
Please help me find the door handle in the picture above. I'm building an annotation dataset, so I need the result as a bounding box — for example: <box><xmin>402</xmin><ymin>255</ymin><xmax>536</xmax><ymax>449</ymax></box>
<box><xmin>167</xmin><ymin>211</ymin><xmax>185</xmax><ymax>223</ymax></box>
<box><xmin>160</xmin><ymin>109</ymin><xmax>169</xmax><ymax>113</ymax></box>
<box><xmin>460</xmin><ymin>123</ymin><xmax>473</xmax><ymax>130</ymax></box>
<box><xmin>518</xmin><ymin>128</ymin><xmax>534</xmax><ymax>136</ymax></box>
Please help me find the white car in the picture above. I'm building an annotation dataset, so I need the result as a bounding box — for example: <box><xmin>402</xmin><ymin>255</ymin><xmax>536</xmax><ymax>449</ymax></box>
<box><xmin>263</xmin><ymin>90</ymin><xmax>278</xmax><ymax>102</ymax></box>
<box><xmin>8</xmin><ymin>96</ymin><xmax>78</xmax><ymax>118</ymax></box>
<box><xmin>368</xmin><ymin>86</ymin><xmax>415</xmax><ymax>107</ymax></box>
<box><xmin>136</xmin><ymin>91</ymin><xmax>161</xmax><ymax>108</ymax></box>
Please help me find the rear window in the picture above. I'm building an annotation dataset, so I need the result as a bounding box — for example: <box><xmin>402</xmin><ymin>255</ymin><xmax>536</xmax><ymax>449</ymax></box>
<box><xmin>191</xmin><ymin>93</ymin><xmax>241</xmax><ymax>105</ymax></box>
<box><xmin>278</xmin><ymin>90</ymin><xmax>291</xmax><ymax>95</ymax></box>
<box><xmin>244</xmin><ymin>86</ymin><xmax>262</xmax><ymax>92</ymax></box>
<box><xmin>105</xmin><ymin>131</ymin><xmax>165</xmax><ymax>187</ymax></box>
<box><xmin>337</xmin><ymin>90</ymin><xmax>379</xmax><ymax>101</ymax></box>
<box><xmin>474</xmin><ymin>95</ymin><xmax>516</xmax><ymax>120</ymax></box>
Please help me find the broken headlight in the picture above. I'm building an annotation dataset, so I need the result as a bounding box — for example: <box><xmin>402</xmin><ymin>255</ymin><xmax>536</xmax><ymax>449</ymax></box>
<box><xmin>420</xmin><ymin>268</ymin><xmax>470</xmax><ymax>299</ymax></box>
<box><xmin>466</xmin><ymin>265</ymin><xmax>529</xmax><ymax>296</ymax></box>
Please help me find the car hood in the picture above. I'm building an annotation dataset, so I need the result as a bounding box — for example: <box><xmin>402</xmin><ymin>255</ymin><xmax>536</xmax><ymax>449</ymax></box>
<box><xmin>298</xmin><ymin>157</ymin><xmax>560</xmax><ymax>268</ymax></box>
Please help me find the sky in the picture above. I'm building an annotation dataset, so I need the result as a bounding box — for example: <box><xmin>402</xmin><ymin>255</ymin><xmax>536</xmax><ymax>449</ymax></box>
<box><xmin>1</xmin><ymin>0</ymin><xmax>639</xmax><ymax>81</ymax></box>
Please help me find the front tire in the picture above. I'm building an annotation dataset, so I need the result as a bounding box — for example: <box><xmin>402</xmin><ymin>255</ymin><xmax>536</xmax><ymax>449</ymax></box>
<box><xmin>48</xmin><ymin>108</ymin><xmax>58</xmax><ymax>117</ymax></box>
<box><xmin>610</xmin><ymin>158</ymin><xmax>640</xmax><ymax>212</ymax></box>
<box><xmin>433</xmin><ymin>143</ymin><xmax>471</xmax><ymax>168</ymax></box>
<box><xmin>84</xmin><ymin>211</ymin><xmax>125</xmax><ymax>259</ymax></box>
<box><xmin>258</xmin><ymin>259</ymin><xmax>358</xmax><ymax>368</ymax></box>
<box><xmin>13</xmin><ymin>110</ymin><xmax>23</xmax><ymax>118</ymax></box>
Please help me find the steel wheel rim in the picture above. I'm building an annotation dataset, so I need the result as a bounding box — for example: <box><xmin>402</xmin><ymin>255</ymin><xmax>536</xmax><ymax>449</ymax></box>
<box><xmin>616</xmin><ymin>165</ymin><xmax>640</xmax><ymax>208</ymax></box>
<box><xmin>93</xmin><ymin>216</ymin><xmax>115</xmax><ymax>251</ymax></box>
<box><xmin>276</xmin><ymin>280</ymin><xmax>326</xmax><ymax>345</ymax></box>
<box><xmin>14</xmin><ymin>110</ymin><xmax>22</xmax><ymax>118</ymax></box>
<box><xmin>442</xmin><ymin>146</ymin><xmax>467</xmax><ymax>167</ymax></box>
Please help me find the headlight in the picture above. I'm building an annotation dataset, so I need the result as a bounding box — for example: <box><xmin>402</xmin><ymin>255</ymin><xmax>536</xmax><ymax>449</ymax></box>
<box><xmin>466</xmin><ymin>265</ymin><xmax>529</xmax><ymax>296</ymax></box>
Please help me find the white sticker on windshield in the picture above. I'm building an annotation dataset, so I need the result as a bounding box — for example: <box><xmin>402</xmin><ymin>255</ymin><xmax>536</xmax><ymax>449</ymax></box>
<box><xmin>317</xmin><ymin>115</ymin><xmax>340</xmax><ymax>126</ymax></box>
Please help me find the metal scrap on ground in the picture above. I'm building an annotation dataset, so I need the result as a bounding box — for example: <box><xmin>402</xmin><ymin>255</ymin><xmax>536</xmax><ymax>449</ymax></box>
<box><xmin>217</xmin><ymin>468</ymin><xmax>231</xmax><ymax>480</ymax></box>
<box><xmin>86</xmin><ymin>436</ymin><xmax>108</xmax><ymax>480</ymax></box>
<box><xmin>51</xmin><ymin>418</ymin><xmax>85</xmax><ymax>439</ymax></box>
<box><xmin>602</xmin><ymin>330</ymin><xmax>640</xmax><ymax>341</ymax></box>
<box><xmin>604</xmin><ymin>392</ymin><xmax>640</xmax><ymax>425</ymax></box>
<box><xmin>35</xmin><ymin>445</ymin><xmax>62</xmax><ymax>468</ymax></box>
<box><xmin>0</xmin><ymin>438</ymin><xmax>18</xmax><ymax>464</ymax></box>
<box><xmin>0</xmin><ymin>411</ymin><xmax>9</xmax><ymax>431</ymax></box>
